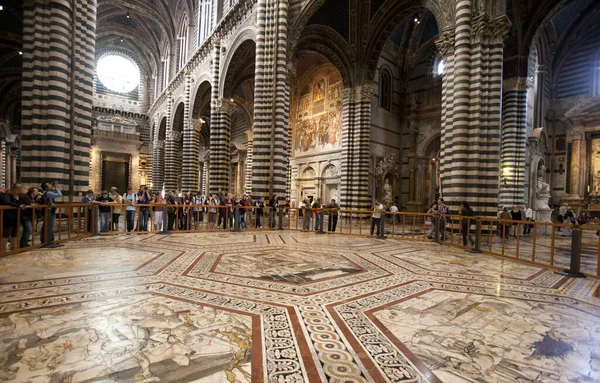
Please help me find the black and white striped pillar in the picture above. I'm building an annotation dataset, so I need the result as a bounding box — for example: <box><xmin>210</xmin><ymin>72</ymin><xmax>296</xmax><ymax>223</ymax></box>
<box><xmin>251</xmin><ymin>0</ymin><xmax>290</xmax><ymax>199</ymax></box>
<box><xmin>245</xmin><ymin>129</ymin><xmax>253</xmax><ymax>194</ymax></box>
<box><xmin>21</xmin><ymin>0</ymin><xmax>97</xmax><ymax>194</ymax></box>
<box><xmin>152</xmin><ymin>140</ymin><xmax>165</xmax><ymax>191</ymax></box>
<box><xmin>182</xmin><ymin>75</ymin><xmax>201</xmax><ymax>193</ymax></box>
<box><xmin>209</xmin><ymin>98</ymin><xmax>235</xmax><ymax>194</ymax></box>
<box><xmin>436</xmin><ymin>29</ymin><xmax>455</xmax><ymax>198</ymax></box>
<box><xmin>340</xmin><ymin>84</ymin><xmax>377</xmax><ymax>210</ymax></box>
<box><xmin>499</xmin><ymin>77</ymin><xmax>527</xmax><ymax>206</ymax></box>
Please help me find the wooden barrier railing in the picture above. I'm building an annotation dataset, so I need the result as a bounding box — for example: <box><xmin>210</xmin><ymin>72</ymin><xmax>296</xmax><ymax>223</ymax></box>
<box><xmin>1</xmin><ymin>203</ymin><xmax>598</xmax><ymax>278</ymax></box>
<box><xmin>0</xmin><ymin>203</ymin><xmax>94</xmax><ymax>256</ymax></box>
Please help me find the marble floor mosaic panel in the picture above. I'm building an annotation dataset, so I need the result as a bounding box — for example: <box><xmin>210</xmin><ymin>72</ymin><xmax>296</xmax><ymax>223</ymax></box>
<box><xmin>0</xmin><ymin>231</ymin><xmax>599</xmax><ymax>382</ymax></box>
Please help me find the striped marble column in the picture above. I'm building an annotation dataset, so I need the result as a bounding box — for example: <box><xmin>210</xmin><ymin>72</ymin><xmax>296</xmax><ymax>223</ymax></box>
<box><xmin>440</xmin><ymin>0</ymin><xmax>472</xmax><ymax>210</ymax></box>
<box><xmin>152</xmin><ymin>140</ymin><xmax>165</xmax><ymax>191</ymax></box>
<box><xmin>209</xmin><ymin>98</ymin><xmax>235</xmax><ymax>194</ymax></box>
<box><xmin>182</xmin><ymin>75</ymin><xmax>202</xmax><ymax>193</ymax></box>
<box><xmin>201</xmin><ymin>161</ymin><xmax>208</xmax><ymax>196</ymax></box>
<box><xmin>164</xmin><ymin>130</ymin><xmax>182</xmax><ymax>191</ymax></box>
<box><xmin>245</xmin><ymin>129</ymin><xmax>253</xmax><ymax>194</ymax></box>
<box><xmin>499</xmin><ymin>77</ymin><xmax>528</xmax><ymax>206</ymax></box>
<box><xmin>251</xmin><ymin>0</ymin><xmax>290</xmax><ymax>199</ymax></box>
<box><xmin>466</xmin><ymin>15</ymin><xmax>510</xmax><ymax>214</ymax></box>
<box><xmin>436</xmin><ymin>29</ymin><xmax>455</xmax><ymax>198</ymax></box>
<box><xmin>340</xmin><ymin>84</ymin><xmax>377</xmax><ymax>210</ymax></box>
<box><xmin>21</xmin><ymin>0</ymin><xmax>97</xmax><ymax>194</ymax></box>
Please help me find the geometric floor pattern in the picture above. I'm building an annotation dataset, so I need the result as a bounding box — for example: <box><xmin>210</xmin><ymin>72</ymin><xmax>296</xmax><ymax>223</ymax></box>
<box><xmin>0</xmin><ymin>231</ymin><xmax>599</xmax><ymax>382</ymax></box>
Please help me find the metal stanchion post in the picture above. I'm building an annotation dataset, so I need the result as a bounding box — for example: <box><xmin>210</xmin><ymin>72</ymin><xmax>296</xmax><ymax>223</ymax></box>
<box><xmin>278</xmin><ymin>207</ymin><xmax>284</xmax><ymax>230</ymax></box>
<box><xmin>233</xmin><ymin>207</ymin><xmax>242</xmax><ymax>232</ymax></box>
<box><xmin>92</xmin><ymin>205</ymin><xmax>100</xmax><ymax>236</ymax></box>
<box><xmin>468</xmin><ymin>218</ymin><xmax>482</xmax><ymax>253</ymax></box>
<box><xmin>557</xmin><ymin>224</ymin><xmax>585</xmax><ymax>278</ymax></box>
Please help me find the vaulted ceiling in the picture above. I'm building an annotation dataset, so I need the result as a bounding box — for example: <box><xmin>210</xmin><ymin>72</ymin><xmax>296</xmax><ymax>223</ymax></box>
<box><xmin>96</xmin><ymin>0</ymin><xmax>194</xmax><ymax>76</ymax></box>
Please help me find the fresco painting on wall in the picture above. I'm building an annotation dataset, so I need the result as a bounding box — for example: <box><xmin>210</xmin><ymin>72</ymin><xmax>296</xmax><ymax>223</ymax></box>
<box><xmin>593</xmin><ymin>138</ymin><xmax>600</xmax><ymax>192</ymax></box>
<box><xmin>294</xmin><ymin>69</ymin><xmax>343</xmax><ymax>155</ymax></box>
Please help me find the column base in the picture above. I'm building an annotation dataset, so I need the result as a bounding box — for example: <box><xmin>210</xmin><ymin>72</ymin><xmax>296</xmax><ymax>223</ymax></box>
<box><xmin>405</xmin><ymin>201</ymin><xmax>423</xmax><ymax>213</ymax></box>
<box><xmin>561</xmin><ymin>195</ymin><xmax>584</xmax><ymax>208</ymax></box>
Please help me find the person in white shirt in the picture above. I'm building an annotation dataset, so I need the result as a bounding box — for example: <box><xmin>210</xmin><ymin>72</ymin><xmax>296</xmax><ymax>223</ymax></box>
<box><xmin>389</xmin><ymin>203</ymin><xmax>399</xmax><ymax>223</ymax></box>
<box><xmin>371</xmin><ymin>200</ymin><xmax>384</xmax><ymax>236</ymax></box>
<box><xmin>524</xmin><ymin>204</ymin><xmax>533</xmax><ymax>234</ymax></box>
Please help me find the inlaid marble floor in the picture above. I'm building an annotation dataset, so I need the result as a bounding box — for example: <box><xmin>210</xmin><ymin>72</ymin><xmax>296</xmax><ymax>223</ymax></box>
<box><xmin>1</xmin><ymin>231</ymin><xmax>599</xmax><ymax>382</ymax></box>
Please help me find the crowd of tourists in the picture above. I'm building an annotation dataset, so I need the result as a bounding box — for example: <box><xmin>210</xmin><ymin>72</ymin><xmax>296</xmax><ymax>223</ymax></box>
<box><xmin>1</xmin><ymin>181</ymin><xmax>598</xmax><ymax>251</ymax></box>
<box><xmin>0</xmin><ymin>182</ymin><xmax>64</xmax><ymax>251</ymax></box>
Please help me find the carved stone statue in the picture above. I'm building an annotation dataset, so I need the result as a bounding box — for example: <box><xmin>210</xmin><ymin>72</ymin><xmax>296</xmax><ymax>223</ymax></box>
<box><xmin>383</xmin><ymin>179</ymin><xmax>392</xmax><ymax>205</ymax></box>
<box><xmin>535</xmin><ymin>165</ymin><xmax>551</xmax><ymax>210</ymax></box>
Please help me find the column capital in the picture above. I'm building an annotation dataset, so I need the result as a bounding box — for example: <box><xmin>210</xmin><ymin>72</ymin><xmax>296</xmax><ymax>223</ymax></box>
<box><xmin>435</xmin><ymin>28</ymin><xmax>455</xmax><ymax>58</ymax></box>
<box><xmin>488</xmin><ymin>15</ymin><xmax>512</xmax><ymax>44</ymax></box>
<box><xmin>214</xmin><ymin>98</ymin><xmax>236</xmax><ymax>115</ymax></box>
<box><xmin>471</xmin><ymin>14</ymin><xmax>511</xmax><ymax>44</ymax></box>
<box><xmin>245</xmin><ymin>128</ymin><xmax>254</xmax><ymax>142</ymax></box>
<box><xmin>190</xmin><ymin>118</ymin><xmax>205</xmax><ymax>132</ymax></box>
<box><xmin>153</xmin><ymin>140</ymin><xmax>165</xmax><ymax>149</ymax></box>
<box><xmin>166</xmin><ymin>130</ymin><xmax>182</xmax><ymax>141</ymax></box>
<box><xmin>568</xmin><ymin>126</ymin><xmax>585</xmax><ymax>141</ymax></box>
<box><xmin>471</xmin><ymin>13</ymin><xmax>492</xmax><ymax>44</ymax></box>
<box><xmin>342</xmin><ymin>83</ymin><xmax>377</xmax><ymax>102</ymax></box>
<box><xmin>503</xmin><ymin>77</ymin><xmax>529</xmax><ymax>92</ymax></box>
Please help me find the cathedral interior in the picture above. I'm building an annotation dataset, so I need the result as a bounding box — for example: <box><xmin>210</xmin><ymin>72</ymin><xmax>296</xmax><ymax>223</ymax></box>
<box><xmin>1</xmin><ymin>0</ymin><xmax>600</xmax><ymax>382</ymax></box>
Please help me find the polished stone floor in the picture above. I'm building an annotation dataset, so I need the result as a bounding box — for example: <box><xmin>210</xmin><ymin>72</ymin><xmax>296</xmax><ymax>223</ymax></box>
<box><xmin>1</xmin><ymin>231</ymin><xmax>599</xmax><ymax>382</ymax></box>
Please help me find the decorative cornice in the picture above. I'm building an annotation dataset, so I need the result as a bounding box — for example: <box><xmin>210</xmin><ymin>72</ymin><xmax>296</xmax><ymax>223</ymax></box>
<box><xmin>148</xmin><ymin>0</ymin><xmax>257</xmax><ymax>117</ymax></box>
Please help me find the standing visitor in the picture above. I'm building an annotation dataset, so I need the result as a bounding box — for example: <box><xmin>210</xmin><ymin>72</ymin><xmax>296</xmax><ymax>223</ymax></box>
<box><xmin>426</xmin><ymin>203</ymin><xmax>439</xmax><ymax>239</ymax></box>
<box><xmin>312</xmin><ymin>198</ymin><xmax>322</xmax><ymax>231</ymax></box>
<box><xmin>20</xmin><ymin>187</ymin><xmax>40</xmax><ymax>248</ymax></box>
<box><xmin>81</xmin><ymin>189</ymin><xmax>96</xmax><ymax>233</ymax></box>
<box><xmin>524</xmin><ymin>204</ymin><xmax>533</xmax><ymax>234</ymax></box>
<box><xmin>137</xmin><ymin>185</ymin><xmax>151</xmax><ymax>231</ymax></box>
<box><xmin>389</xmin><ymin>203</ymin><xmax>398</xmax><ymax>224</ymax></box>
<box><xmin>95</xmin><ymin>190</ymin><xmax>113</xmax><ymax>233</ymax></box>
<box><xmin>562</xmin><ymin>207</ymin><xmax>575</xmax><ymax>236</ymax></box>
<box><xmin>167</xmin><ymin>192</ymin><xmax>177</xmax><ymax>230</ymax></box>
<box><xmin>269</xmin><ymin>194</ymin><xmax>278</xmax><ymax>228</ymax></box>
<box><xmin>328</xmin><ymin>199</ymin><xmax>339</xmax><ymax>232</ymax></box>
<box><xmin>123</xmin><ymin>187</ymin><xmax>137</xmax><ymax>232</ymax></box>
<box><xmin>510</xmin><ymin>206</ymin><xmax>522</xmax><ymax>237</ymax></box>
<box><xmin>303</xmin><ymin>199</ymin><xmax>312</xmax><ymax>230</ymax></box>
<box><xmin>459</xmin><ymin>201</ymin><xmax>474</xmax><ymax>246</ymax></box>
<box><xmin>208</xmin><ymin>194</ymin><xmax>218</xmax><ymax>229</ymax></box>
<box><xmin>437</xmin><ymin>198</ymin><xmax>448</xmax><ymax>240</ymax></box>
<box><xmin>109</xmin><ymin>187</ymin><xmax>123</xmax><ymax>231</ymax></box>
<box><xmin>256</xmin><ymin>197</ymin><xmax>265</xmax><ymax>228</ymax></box>
<box><xmin>1</xmin><ymin>184</ymin><xmax>25</xmax><ymax>251</ymax></box>
<box><xmin>371</xmin><ymin>200</ymin><xmax>384</xmax><ymax>236</ymax></box>
<box><xmin>152</xmin><ymin>192</ymin><xmax>165</xmax><ymax>231</ymax></box>
<box><xmin>40</xmin><ymin>181</ymin><xmax>64</xmax><ymax>248</ymax></box>
<box><xmin>500</xmin><ymin>207</ymin><xmax>511</xmax><ymax>238</ymax></box>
